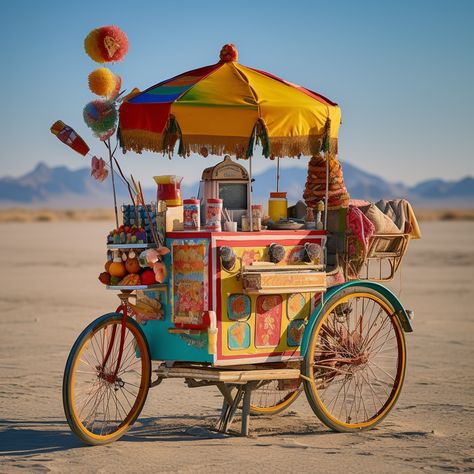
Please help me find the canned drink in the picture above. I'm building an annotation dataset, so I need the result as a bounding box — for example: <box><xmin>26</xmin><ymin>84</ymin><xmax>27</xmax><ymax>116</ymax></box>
<box><xmin>183</xmin><ymin>198</ymin><xmax>200</xmax><ymax>230</ymax></box>
<box><xmin>205</xmin><ymin>198</ymin><xmax>223</xmax><ymax>231</ymax></box>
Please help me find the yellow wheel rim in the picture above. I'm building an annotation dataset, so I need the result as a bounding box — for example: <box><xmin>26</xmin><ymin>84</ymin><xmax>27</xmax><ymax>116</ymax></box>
<box><xmin>66</xmin><ymin>318</ymin><xmax>150</xmax><ymax>443</ymax></box>
<box><xmin>307</xmin><ymin>292</ymin><xmax>406</xmax><ymax>429</ymax></box>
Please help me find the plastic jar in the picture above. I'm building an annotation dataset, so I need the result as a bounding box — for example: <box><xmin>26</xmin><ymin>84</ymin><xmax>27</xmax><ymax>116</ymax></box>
<box><xmin>268</xmin><ymin>192</ymin><xmax>288</xmax><ymax>221</ymax></box>
<box><xmin>251</xmin><ymin>204</ymin><xmax>263</xmax><ymax>218</ymax></box>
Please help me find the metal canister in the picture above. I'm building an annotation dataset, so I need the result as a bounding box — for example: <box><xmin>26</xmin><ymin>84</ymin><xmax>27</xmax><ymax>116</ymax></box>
<box><xmin>183</xmin><ymin>198</ymin><xmax>200</xmax><ymax>230</ymax></box>
<box><xmin>205</xmin><ymin>198</ymin><xmax>223</xmax><ymax>231</ymax></box>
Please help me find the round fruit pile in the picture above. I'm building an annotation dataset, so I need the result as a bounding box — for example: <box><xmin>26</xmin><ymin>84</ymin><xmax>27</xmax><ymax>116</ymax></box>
<box><xmin>99</xmin><ymin>249</ymin><xmax>158</xmax><ymax>286</ymax></box>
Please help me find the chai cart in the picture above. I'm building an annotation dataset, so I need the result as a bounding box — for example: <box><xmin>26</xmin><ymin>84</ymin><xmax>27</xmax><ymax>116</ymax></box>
<box><xmin>62</xmin><ymin>45</ymin><xmax>415</xmax><ymax>445</ymax></box>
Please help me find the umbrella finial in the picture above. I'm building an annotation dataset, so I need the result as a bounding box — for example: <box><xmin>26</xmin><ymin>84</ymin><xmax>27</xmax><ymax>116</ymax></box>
<box><xmin>219</xmin><ymin>44</ymin><xmax>238</xmax><ymax>63</ymax></box>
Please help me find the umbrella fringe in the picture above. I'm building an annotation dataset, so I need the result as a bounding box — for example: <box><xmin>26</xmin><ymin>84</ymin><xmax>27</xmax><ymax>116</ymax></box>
<box><xmin>268</xmin><ymin>134</ymin><xmax>327</xmax><ymax>158</ymax></box>
<box><xmin>119</xmin><ymin>124</ymin><xmax>338</xmax><ymax>158</ymax></box>
<box><xmin>182</xmin><ymin>136</ymin><xmax>248</xmax><ymax>158</ymax></box>
<box><xmin>119</xmin><ymin>129</ymin><xmax>164</xmax><ymax>154</ymax></box>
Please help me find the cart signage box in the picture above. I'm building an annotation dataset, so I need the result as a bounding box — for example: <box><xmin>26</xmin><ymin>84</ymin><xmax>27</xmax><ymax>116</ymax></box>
<box><xmin>241</xmin><ymin>264</ymin><xmax>327</xmax><ymax>294</ymax></box>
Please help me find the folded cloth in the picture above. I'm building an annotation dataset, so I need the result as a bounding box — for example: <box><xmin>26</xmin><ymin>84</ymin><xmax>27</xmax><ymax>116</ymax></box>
<box><xmin>346</xmin><ymin>205</ymin><xmax>375</xmax><ymax>251</ymax></box>
<box><xmin>361</xmin><ymin>204</ymin><xmax>401</xmax><ymax>234</ymax></box>
<box><xmin>375</xmin><ymin>199</ymin><xmax>421</xmax><ymax>239</ymax></box>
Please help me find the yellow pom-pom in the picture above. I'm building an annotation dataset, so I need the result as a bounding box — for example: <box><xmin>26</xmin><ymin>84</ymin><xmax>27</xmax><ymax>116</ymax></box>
<box><xmin>84</xmin><ymin>29</ymin><xmax>104</xmax><ymax>63</ymax></box>
<box><xmin>88</xmin><ymin>68</ymin><xmax>116</xmax><ymax>97</ymax></box>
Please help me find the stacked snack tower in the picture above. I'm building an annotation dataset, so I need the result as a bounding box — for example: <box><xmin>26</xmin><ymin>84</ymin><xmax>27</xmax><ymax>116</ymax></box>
<box><xmin>303</xmin><ymin>154</ymin><xmax>350</xmax><ymax>210</ymax></box>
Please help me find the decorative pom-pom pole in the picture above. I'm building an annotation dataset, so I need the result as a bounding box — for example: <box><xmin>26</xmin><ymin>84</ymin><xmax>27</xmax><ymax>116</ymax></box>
<box><xmin>82</xmin><ymin>25</ymin><xmax>129</xmax><ymax>227</ymax></box>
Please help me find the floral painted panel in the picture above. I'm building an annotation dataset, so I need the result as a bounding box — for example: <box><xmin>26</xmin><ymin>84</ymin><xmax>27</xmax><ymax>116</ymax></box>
<box><xmin>255</xmin><ymin>295</ymin><xmax>282</xmax><ymax>348</ymax></box>
<box><xmin>287</xmin><ymin>293</ymin><xmax>310</xmax><ymax>320</ymax></box>
<box><xmin>287</xmin><ymin>319</ymin><xmax>306</xmax><ymax>346</ymax></box>
<box><xmin>172</xmin><ymin>241</ymin><xmax>208</xmax><ymax>326</ymax></box>
<box><xmin>227</xmin><ymin>294</ymin><xmax>251</xmax><ymax>321</ymax></box>
<box><xmin>228</xmin><ymin>322</ymin><xmax>250</xmax><ymax>350</ymax></box>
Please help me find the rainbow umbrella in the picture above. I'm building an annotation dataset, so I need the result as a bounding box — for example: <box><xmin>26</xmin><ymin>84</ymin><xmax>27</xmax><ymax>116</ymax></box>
<box><xmin>118</xmin><ymin>44</ymin><xmax>341</xmax><ymax>159</ymax></box>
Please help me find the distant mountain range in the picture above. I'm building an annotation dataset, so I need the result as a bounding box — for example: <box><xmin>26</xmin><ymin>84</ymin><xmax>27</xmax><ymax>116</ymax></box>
<box><xmin>0</xmin><ymin>162</ymin><xmax>473</xmax><ymax>209</ymax></box>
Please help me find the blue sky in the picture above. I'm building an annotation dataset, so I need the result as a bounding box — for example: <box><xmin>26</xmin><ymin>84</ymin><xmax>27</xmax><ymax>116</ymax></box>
<box><xmin>1</xmin><ymin>0</ymin><xmax>473</xmax><ymax>188</ymax></box>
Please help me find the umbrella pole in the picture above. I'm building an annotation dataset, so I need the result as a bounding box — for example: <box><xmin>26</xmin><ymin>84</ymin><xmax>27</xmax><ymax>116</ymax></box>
<box><xmin>324</xmin><ymin>154</ymin><xmax>329</xmax><ymax>230</ymax></box>
<box><xmin>107</xmin><ymin>137</ymin><xmax>120</xmax><ymax>229</ymax></box>
<box><xmin>276</xmin><ymin>157</ymin><xmax>280</xmax><ymax>192</ymax></box>
<box><xmin>248</xmin><ymin>154</ymin><xmax>253</xmax><ymax>232</ymax></box>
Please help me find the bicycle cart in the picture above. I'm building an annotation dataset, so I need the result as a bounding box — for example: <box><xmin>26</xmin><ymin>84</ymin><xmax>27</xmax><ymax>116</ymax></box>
<box><xmin>62</xmin><ymin>43</ymin><xmax>416</xmax><ymax>445</ymax></box>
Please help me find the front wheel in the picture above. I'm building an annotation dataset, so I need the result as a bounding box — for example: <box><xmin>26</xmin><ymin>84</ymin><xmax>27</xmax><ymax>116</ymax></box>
<box><xmin>302</xmin><ymin>287</ymin><xmax>406</xmax><ymax>432</ymax></box>
<box><xmin>63</xmin><ymin>313</ymin><xmax>151</xmax><ymax>445</ymax></box>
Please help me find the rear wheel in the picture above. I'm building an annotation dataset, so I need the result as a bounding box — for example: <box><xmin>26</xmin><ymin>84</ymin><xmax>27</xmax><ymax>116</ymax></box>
<box><xmin>303</xmin><ymin>287</ymin><xmax>406</xmax><ymax>432</ymax></box>
<box><xmin>250</xmin><ymin>380</ymin><xmax>302</xmax><ymax>415</ymax></box>
<box><xmin>63</xmin><ymin>313</ymin><xmax>151</xmax><ymax>445</ymax></box>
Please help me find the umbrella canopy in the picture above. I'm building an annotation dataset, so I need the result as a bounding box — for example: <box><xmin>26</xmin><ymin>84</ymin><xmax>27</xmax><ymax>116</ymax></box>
<box><xmin>118</xmin><ymin>44</ymin><xmax>341</xmax><ymax>159</ymax></box>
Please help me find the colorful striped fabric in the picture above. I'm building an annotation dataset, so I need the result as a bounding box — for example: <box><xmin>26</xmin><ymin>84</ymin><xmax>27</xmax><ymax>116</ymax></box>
<box><xmin>119</xmin><ymin>46</ymin><xmax>341</xmax><ymax>158</ymax></box>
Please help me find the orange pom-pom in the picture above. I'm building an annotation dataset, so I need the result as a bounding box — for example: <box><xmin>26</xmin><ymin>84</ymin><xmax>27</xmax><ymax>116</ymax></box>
<box><xmin>88</xmin><ymin>68</ymin><xmax>116</xmax><ymax>97</ymax></box>
<box><xmin>219</xmin><ymin>44</ymin><xmax>238</xmax><ymax>63</ymax></box>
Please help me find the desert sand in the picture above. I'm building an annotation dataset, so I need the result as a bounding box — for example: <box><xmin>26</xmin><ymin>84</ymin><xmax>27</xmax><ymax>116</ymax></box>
<box><xmin>0</xmin><ymin>221</ymin><xmax>473</xmax><ymax>473</ymax></box>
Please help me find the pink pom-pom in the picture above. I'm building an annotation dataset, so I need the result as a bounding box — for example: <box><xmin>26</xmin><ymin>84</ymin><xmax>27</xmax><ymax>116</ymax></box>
<box><xmin>97</xmin><ymin>25</ymin><xmax>128</xmax><ymax>62</ymax></box>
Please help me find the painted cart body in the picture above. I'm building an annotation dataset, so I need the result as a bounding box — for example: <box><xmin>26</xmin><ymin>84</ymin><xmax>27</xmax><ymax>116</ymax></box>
<box><xmin>139</xmin><ymin>229</ymin><xmax>328</xmax><ymax>365</ymax></box>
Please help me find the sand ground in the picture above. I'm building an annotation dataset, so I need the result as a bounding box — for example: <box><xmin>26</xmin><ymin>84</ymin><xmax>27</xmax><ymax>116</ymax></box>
<box><xmin>0</xmin><ymin>221</ymin><xmax>473</xmax><ymax>473</ymax></box>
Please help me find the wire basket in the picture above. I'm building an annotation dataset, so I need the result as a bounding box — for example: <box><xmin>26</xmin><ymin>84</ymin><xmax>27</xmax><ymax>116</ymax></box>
<box><xmin>340</xmin><ymin>233</ymin><xmax>410</xmax><ymax>281</ymax></box>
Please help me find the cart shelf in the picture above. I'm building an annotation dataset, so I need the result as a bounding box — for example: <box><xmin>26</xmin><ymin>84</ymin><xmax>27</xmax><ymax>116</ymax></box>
<box><xmin>155</xmin><ymin>365</ymin><xmax>301</xmax><ymax>383</ymax></box>
<box><xmin>106</xmin><ymin>243</ymin><xmax>157</xmax><ymax>250</ymax></box>
<box><xmin>105</xmin><ymin>283</ymin><xmax>167</xmax><ymax>291</ymax></box>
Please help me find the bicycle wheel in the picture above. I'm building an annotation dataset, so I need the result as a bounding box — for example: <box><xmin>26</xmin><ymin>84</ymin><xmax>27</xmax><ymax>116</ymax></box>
<box><xmin>63</xmin><ymin>313</ymin><xmax>151</xmax><ymax>445</ymax></box>
<box><xmin>250</xmin><ymin>380</ymin><xmax>302</xmax><ymax>415</ymax></box>
<box><xmin>302</xmin><ymin>286</ymin><xmax>406</xmax><ymax>432</ymax></box>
